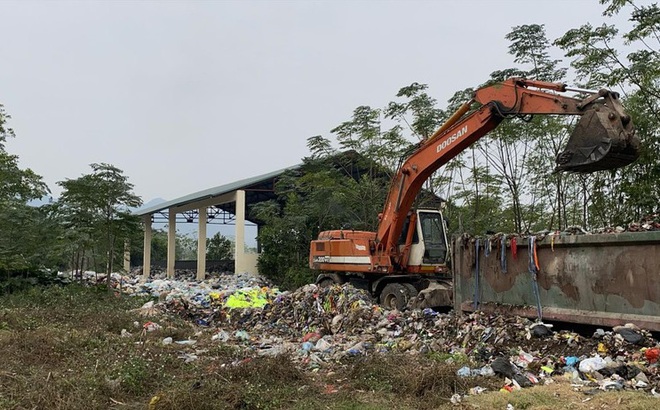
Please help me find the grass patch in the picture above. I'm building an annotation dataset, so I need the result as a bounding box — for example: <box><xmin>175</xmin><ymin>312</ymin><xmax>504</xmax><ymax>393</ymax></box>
<box><xmin>465</xmin><ymin>379</ymin><xmax>660</xmax><ymax>410</ymax></box>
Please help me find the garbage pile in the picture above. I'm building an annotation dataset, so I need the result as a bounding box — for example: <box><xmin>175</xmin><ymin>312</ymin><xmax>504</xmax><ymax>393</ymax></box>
<box><xmin>559</xmin><ymin>213</ymin><xmax>659</xmax><ymax>235</ymax></box>
<box><xmin>57</xmin><ymin>270</ymin><xmax>273</xmax><ymax>306</ymax></box>
<box><xmin>600</xmin><ymin>212</ymin><xmax>660</xmax><ymax>233</ymax></box>
<box><xmin>129</xmin><ymin>279</ymin><xmax>660</xmax><ymax>396</ymax></box>
<box><xmin>117</xmin><ymin>272</ymin><xmax>272</xmax><ymax>302</ymax></box>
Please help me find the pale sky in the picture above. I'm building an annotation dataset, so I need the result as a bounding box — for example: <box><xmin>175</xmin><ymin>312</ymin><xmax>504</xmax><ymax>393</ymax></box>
<box><xmin>1</xmin><ymin>0</ymin><xmax>628</xmax><ymax>203</ymax></box>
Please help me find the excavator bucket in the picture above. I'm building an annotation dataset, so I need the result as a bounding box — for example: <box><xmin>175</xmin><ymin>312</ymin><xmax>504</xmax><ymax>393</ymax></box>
<box><xmin>555</xmin><ymin>104</ymin><xmax>640</xmax><ymax>173</ymax></box>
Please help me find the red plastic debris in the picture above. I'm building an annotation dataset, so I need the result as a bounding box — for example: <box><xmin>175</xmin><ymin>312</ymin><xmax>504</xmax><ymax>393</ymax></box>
<box><xmin>645</xmin><ymin>347</ymin><xmax>660</xmax><ymax>363</ymax></box>
<box><xmin>511</xmin><ymin>237</ymin><xmax>517</xmax><ymax>260</ymax></box>
<box><xmin>302</xmin><ymin>332</ymin><xmax>321</xmax><ymax>343</ymax></box>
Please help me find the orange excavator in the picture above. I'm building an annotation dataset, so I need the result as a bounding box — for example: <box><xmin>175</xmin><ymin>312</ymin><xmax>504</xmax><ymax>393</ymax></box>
<box><xmin>309</xmin><ymin>78</ymin><xmax>640</xmax><ymax>309</ymax></box>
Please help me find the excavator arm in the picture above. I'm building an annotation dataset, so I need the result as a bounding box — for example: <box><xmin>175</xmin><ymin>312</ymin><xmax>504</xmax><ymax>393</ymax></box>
<box><xmin>375</xmin><ymin>78</ymin><xmax>639</xmax><ymax>263</ymax></box>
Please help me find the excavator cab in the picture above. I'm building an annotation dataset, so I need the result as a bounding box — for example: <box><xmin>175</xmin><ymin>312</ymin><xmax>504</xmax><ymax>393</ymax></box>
<box><xmin>399</xmin><ymin>209</ymin><xmax>449</xmax><ymax>268</ymax></box>
<box><xmin>555</xmin><ymin>90</ymin><xmax>640</xmax><ymax>173</ymax></box>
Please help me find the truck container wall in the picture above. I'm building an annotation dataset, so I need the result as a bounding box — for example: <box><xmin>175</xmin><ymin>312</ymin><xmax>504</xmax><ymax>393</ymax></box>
<box><xmin>452</xmin><ymin>231</ymin><xmax>660</xmax><ymax>331</ymax></box>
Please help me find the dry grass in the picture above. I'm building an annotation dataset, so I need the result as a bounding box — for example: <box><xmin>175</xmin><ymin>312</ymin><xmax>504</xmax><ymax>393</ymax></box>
<box><xmin>0</xmin><ymin>285</ymin><xmax>656</xmax><ymax>410</ymax></box>
<box><xmin>464</xmin><ymin>378</ymin><xmax>659</xmax><ymax>410</ymax></box>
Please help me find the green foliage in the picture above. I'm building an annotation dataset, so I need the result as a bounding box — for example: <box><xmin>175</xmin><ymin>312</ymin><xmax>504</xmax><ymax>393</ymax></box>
<box><xmin>255</xmin><ymin>153</ymin><xmax>392</xmax><ymax>289</ymax></box>
<box><xmin>0</xmin><ymin>104</ymin><xmax>59</xmax><ymax>274</ymax></box>
<box><xmin>505</xmin><ymin>24</ymin><xmax>567</xmax><ymax>81</ymax></box>
<box><xmin>116</xmin><ymin>357</ymin><xmax>150</xmax><ymax>395</ymax></box>
<box><xmin>0</xmin><ymin>105</ymin><xmax>48</xmax><ymax>206</ymax></box>
<box><xmin>152</xmin><ymin>229</ymin><xmax>168</xmax><ymax>261</ymax></box>
<box><xmin>555</xmin><ymin>0</ymin><xmax>660</xmax><ymax>225</ymax></box>
<box><xmin>57</xmin><ymin>163</ymin><xmax>142</xmax><ymax>280</ymax></box>
<box><xmin>206</xmin><ymin>232</ymin><xmax>233</xmax><ymax>260</ymax></box>
<box><xmin>175</xmin><ymin>233</ymin><xmax>198</xmax><ymax>260</ymax></box>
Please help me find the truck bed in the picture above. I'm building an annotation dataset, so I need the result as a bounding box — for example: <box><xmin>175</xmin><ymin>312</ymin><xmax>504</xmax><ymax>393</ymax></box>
<box><xmin>452</xmin><ymin>231</ymin><xmax>660</xmax><ymax>331</ymax></box>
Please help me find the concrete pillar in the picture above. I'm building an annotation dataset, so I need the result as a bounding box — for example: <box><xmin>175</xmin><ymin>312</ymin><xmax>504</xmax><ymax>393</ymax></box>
<box><xmin>123</xmin><ymin>239</ymin><xmax>130</xmax><ymax>273</ymax></box>
<box><xmin>142</xmin><ymin>216</ymin><xmax>152</xmax><ymax>279</ymax></box>
<box><xmin>234</xmin><ymin>190</ymin><xmax>246</xmax><ymax>274</ymax></box>
<box><xmin>197</xmin><ymin>207</ymin><xmax>207</xmax><ymax>280</ymax></box>
<box><xmin>167</xmin><ymin>208</ymin><xmax>176</xmax><ymax>278</ymax></box>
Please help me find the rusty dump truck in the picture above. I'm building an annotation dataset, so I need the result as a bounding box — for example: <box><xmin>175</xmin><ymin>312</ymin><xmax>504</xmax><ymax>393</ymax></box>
<box><xmin>452</xmin><ymin>230</ymin><xmax>660</xmax><ymax>331</ymax></box>
<box><xmin>310</xmin><ymin>77</ymin><xmax>658</xmax><ymax>331</ymax></box>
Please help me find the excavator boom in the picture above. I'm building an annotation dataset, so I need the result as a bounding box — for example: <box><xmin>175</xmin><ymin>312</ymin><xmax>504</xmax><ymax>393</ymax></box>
<box><xmin>376</xmin><ymin>78</ymin><xmax>639</xmax><ymax>259</ymax></box>
<box><xmin>310</xmin><ymin>78</ymin><xmax>640</xmax><ymax>279</ymax></box>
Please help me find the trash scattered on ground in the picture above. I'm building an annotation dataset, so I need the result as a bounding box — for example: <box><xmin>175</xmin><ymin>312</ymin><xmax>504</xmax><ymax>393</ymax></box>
<box><xmin>54</xmin><ymin>268</ymin><xmax>660</xmax><ymax>397</ymax></box>
<box><xmin>143</xmin><ymin>321</ymin><xmax>162</xmax><ymax>332</ymax></box>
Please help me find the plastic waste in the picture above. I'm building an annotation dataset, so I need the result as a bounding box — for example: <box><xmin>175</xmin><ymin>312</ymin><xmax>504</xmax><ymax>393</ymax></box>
<box><xmin>600</xmin><ymin>379</ymin><xmax>623</xmax><ymax>391</ymax></box>
<box><xmin>143</xmin><ymin>321</ymin><xmax>161</xmax><ymax>332</ymax></box>
<box><xmin>346</xmin><ymin>342</ymin><xmax>365</xmax><ymax>355</ymax></box>
<box><xmin>422</xmin><ymin>308</ymin><xmax>438</xmax><ymax>317</ymax></box>
<box><xmin>162</xmin><ymin>337</ymin><xmax>173</xmax><ymax>345</ymax></box>
<box><xmin>314</xmin><ymin>338</ymin><xmax>332</xmax><ymax>352</ymax></box>
<box><xmin>457</xmin><ymin>366</ymin><xmax>471</xmax><ymax>377</ymax></box>
<box><xmin>212</xmin><ymin>330</ymin><xmax>230</xmax><ymax>342</ymax></box>
<box><xmin>224</xmin><ymin>287</ymin><xmax>273</xmax><ymax>309</ymax></box>
<box><xmin>634</xmin><ymin>372</ymin><xmax>649</xmax><ymax>383</ymax></box>
<box><xmin>141</xmin><ymin>301</ymin><xmax>154</xmax><ymax>309</ymax></box>
<box><xmin>530</xmin><ymin>322</ymin><xmax>553</xmax><ymax>338</ymax></box>
<box><xmin>645</xmin><ymin>347</ymin><xmax>659</xmax><ymax>364</ymax></box>
<box><xmin>563</xmin><ymin>366</ymin><xmax>581</xmax><ymax>383</ymax></box>
<box><xmin>331</xmin><ymin>314</ymin><xmax>344</xmax><ymax>334</ymax></box>
<box><xmin>613</xmin><ymin>324</ymin><xmax>643</xmax><ymax>344</ymax></box>
<box><xmin>468</xmin><ymin>386</ymin><xmax>487</xmax><ymax>395</ymax></box>
<box><xmin>175</xmin><ymin>339</ymin><xmax>197</xmax><ymax>345</ymax></box>
<box><xmin>178</xmin><ymin>353</ymin><xmax>198</xmax><ymax>363</ymax></box>
<box><xmin>234</xmin><ymin>330</ymin><xmax>250</xmax><ymax>341</ymax></box>
<box><xmin>302</xmin><ymin>332</ymin><xmax>321</xmax><ymax>343</ymax></box>
<box><xmin>579</xmin><ymin>356</ymin><xmax>606</xmax><ymax>373</ymax></box>
<box><xmin>479</xmin><ymin>365</ymin><xmax>495</xmax><ymax>377</ymax></box>
<box><xmin>491</xmin><ymin>357</ymin><xmax>516</xmax><ymax>378</ymax></box>
<box><xmin>450</xmin><ymin>393</ymin><xmax>462</xmax><ymax>404</ymax></box>
<box><xmin>564</xmin><ymin>356</ymin><xmax>579</xmax><ymax>367</ymax></box>
<box><xmin>148</xmin><ymin>395</ymin><xmax>160</xmax><ymax>410</ymax></box>
<box><xmin>513</xmin><ymin>350</ymin><xmax>534</xmax><ymax>368</ymax></box>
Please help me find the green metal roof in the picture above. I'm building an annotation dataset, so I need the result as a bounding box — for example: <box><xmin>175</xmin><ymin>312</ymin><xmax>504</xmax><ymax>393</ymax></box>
<box><xmin>134</xmin><ymin>165</ymin><xmax>300</xmax><ymax>216</ymax></box>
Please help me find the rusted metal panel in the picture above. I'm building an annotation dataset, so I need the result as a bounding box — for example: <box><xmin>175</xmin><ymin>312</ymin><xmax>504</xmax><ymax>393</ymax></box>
<box><xmin>452</xmin><ymin>231</ymin><xmax>660</xmax><ymax>331</ymax></box>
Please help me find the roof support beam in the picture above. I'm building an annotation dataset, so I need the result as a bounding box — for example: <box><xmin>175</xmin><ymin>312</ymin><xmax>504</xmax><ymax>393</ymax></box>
<box><xmin>197</xmin><ymin>206</ymin><xmax>207</xmax><ymax>280</ymax></box>
<box><xmin>123</xmin><ymin>239</ymin><xmax>130</xmax><ymax>273</ymax></box>
<box><xmin>142</xmin><ymin>215</ymin><xmax>152</xmax><ymax>279</ymax></box>
<box><xmin>167</xmin><ymin>208</ymin><xmax>177</xmax><ymax>278</ymax></box>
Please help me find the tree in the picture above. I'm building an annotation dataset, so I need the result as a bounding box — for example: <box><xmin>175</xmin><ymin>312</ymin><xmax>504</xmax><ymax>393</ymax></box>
<box><xmin>0</xmin><ymin>104</ymin><xmax>49</xmax><ymax>206</ymax></box>
<box><xmin>176</xmin><ymin>233</ymin><xmax>197</xmax><ymax>260</ymax></box>
<box><xmin>58</xmin><ymin>164</ymin><xmax>142</xmax><ymax>287</ymax></box>
<box><xmin>0</xmin><ymin>104</ymin><xmax>53</xmax><ymax>274</ymax></box>
<box><xmin>554</xmin><ymin>0</ymin><xmax>660</xmax><ymax>225</ymax></box>
<box><xmin>206</xmin><ymin>233</ymin><xmax>232</xmax><ymax>260</ymax></box>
